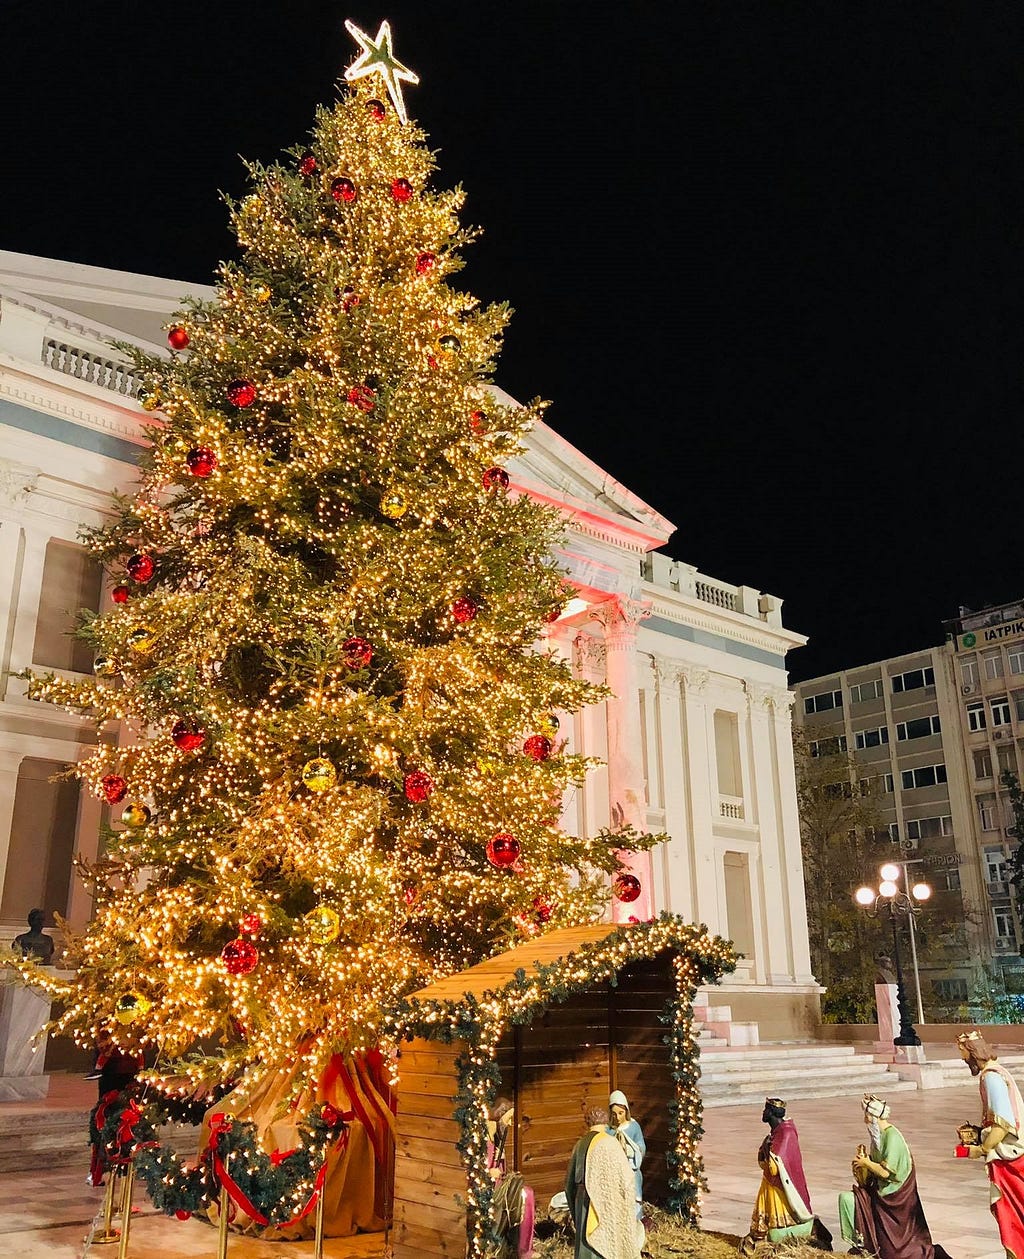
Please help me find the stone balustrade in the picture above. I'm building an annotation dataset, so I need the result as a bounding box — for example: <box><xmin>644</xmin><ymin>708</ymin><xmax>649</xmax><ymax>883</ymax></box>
<box><xmin>641</xmin><ymin>550</ymin><xmax>785</xmax><ymax>628</ymax></box>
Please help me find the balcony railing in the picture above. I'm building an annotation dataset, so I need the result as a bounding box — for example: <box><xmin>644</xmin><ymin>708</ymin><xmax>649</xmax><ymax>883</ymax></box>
<box><xmin>719</xmin><ymin>796</ymin><xmax>745</xmax><ymax>821</ymax></box>
<box><xmin>642</xmin><ymin>552</ymin><xmax>784</xmax><ymax>627</ymax></box>
<box><xmin>42</xmin><ymin>338</ymin><xmax>140</xmax><ymax>397</ymax></box>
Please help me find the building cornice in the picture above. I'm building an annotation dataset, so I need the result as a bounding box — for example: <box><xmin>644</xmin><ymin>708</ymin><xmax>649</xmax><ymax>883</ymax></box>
<box><xmin>643</xmin><ymin>584</ymin><xmax>808</xmax><ymax>659</ymax></box>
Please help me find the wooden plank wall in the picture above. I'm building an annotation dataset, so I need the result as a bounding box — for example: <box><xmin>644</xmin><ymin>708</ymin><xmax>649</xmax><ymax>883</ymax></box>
<box><xmin>610</xmin><ymin>955</ymin><xmax>675</xmax><ymax>1202</ymax></box>
<box><xmin>391</xmin><ymin>1037</ymin><xmax>467</xmax><ymax>1259</ymax></box>
<box><xmin>513</xmin><ymin>983</ymin><xmax>612</xmax><ymax>1206</ymax></box>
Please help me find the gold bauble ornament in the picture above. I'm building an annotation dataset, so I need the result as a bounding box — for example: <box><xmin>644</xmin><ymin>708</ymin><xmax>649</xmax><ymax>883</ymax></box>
<box><xmin>305</xmin><ymin>905</ymin><xmax>341</xmax><ymax>944</ymax></box>
<box><xmin>115</xmin><ymin>991</ymin><xmax>152</xmax><ymax>1025</ymax></box>
<box><xmin>476</xmin><ymin>757</ymin><xmax>499</xmax><ymax>775</ymax></box>
<box><xmin>380</xmin><ymin>490</ymin><xmax>408</xmax><ymax>519</ymax></box>
<box><xmin>121</xmin><ymin>801</ymin><xmax>151</xmax><ymax>828</ymax></box>
<box><xmin>253</xmin><ymin>284</ymin><xmax>271</xmax><ymax>304</ymax></box>
<box><xmin>127</xmin><ymin>626</ymin><xmax>156</xmax><ymax>652</ymax></box>
<box><xmin>538</xmin><ymin>712</ymin><xmax>561</xmax><ymax>737</ymax></box>
<box><xmin>302</xmin><ymin>757</ymin><xmax>337</xmax><ymax>793</ymax></box>
<box><xmin>93</xmin><ymin>656</ymin><xmax>117</xmax><ymax>676</ymax></box>
<box><xmin>139</xmin><ymin>391</ymin><xmax>161</xmax><ymax>413</ymax></box>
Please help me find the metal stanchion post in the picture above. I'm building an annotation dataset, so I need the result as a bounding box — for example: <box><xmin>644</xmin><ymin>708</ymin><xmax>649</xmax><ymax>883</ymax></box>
<box><xmin>93</xmin><ymin>1169</ymin><xmax>121</xmax><ymax>1244</ymax></box>
<box><xmin>313</xmin><ymin>1188</ymin><xmax>325</xmax><ymax>1259</ymax></box>
<box><xmin>116</xmin><ymin>1160</ymin><xmax>136</xmax><ymax>1259</ymax></box>
<box><xmin>216</xmin><ymin>1183</ymin><xmax>230</xmax><ymax>1259</ymax></box>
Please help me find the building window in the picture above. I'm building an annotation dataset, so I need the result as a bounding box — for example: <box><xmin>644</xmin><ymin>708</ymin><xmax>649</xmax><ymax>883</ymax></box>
<box><xmin>984</xmin><ymin>651</ymin><xmax>1005</xmax><ymax>681</ymax></box>
<box><xmin>932</xmin><ymin>977</ymin><xmax>969</xmax><ymax>1001</ymax></box>
<box><xmin>32</xmin><ymin>539</ymin><xmax>103</xmax><ymax>673</ymax></box>
<box><xmin>896</xmin><ymin>715</ymin><xmax>941</xmax><ymax>741</ymax></box>
<box><xmin>854</xmin><ymin>726</ymin><xmax>889</xmax><ymax>750</ymax></box>
<box><xmin>943</xmin><ymin>869</ymin><xmax>962</xmax><ymax>893</ymax></box>
<box><xmin>850</xmin><ymin>679</ymin><xmax>883</xmax><ymax>703</ymax></box>
<box><xmin>900</xmin><ymin>764</ymin><xmax>947</xmax><ymax>790</ymax></box>
<box><xmin>993</xmin><ymin>908</ymin><xmax>1015</xmax><ymax>942</ymax></box>
<box><xmin>967</xmin><ymin>701</ymin><xmax>987</xmax><ymax>732</ymax></box>
<box><xmin>1009</xmin><ymin>649</ymin><xmax>1024</xmax><ymax>676</ymax></box>
<box><xmin>810</xmin><ymin>734</ymin><xmax>848</xmax><ymax>757</ymax></box>
<box><xmin>985</xmin><ymin>848</ymin><xmax>1007</xmax><ymax>882</ymax></box>
<box><xmin>713</xmin><ymin>710</ymin><xmax>742</xmax><ymax>797</ymax></box>
<box><xmin>979</xmin><ymin>796</ymin><xmax>999</xmax><ymax>831</ymax></box>
<box><xmin>974</xmin><ymin>749</ymin><xmax>994</xmax><ymax>779</ymax></box>
<box><xmin>860</xmin><ymin>773</ymin><xmax>895</xmax><ymax>796</ymax></box>
<box><xmin>888</xmin><ymin>822</ymin><xmax>900</xmax><ymax>842</ymax></box>
<box><xmin>905</xmin><ymin>815</ymin><xmax>953</xmax><ymax>840</ymax></box>
<box><xmin>804</xmin><ymin>689</ymin><xmax>842</xmax><ymax>714</ymax></box>
<box><xmin>891</xmin><ymin>667</ymin><xmax>935</xmax><ymax>693</ymax></box>
<box><xmin>961</xmin><ymin>658</ymin><xmax>980</xmax><ymax>690</ymax></box>
<box><xmin>991</xmin><ymin>696</ymin><xmax>1012</xmax><ymax>727</ymax></box>
<box><xmin>1013</xmin><ymin>690</ymin><xmax>1024</xmax><ymax>723</ymax></box>
<box><xmin>998</xmin><ymin>744</ymin><xmax>1018</xmax><ymax>779</ymax></box>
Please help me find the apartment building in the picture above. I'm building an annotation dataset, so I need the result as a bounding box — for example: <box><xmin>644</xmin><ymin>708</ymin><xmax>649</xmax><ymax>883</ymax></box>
<box><xmin>795</xmin><ymin>603</ymin><xmax>1024</xmax><ymax>1012</ymax></box>
<box><xmin>794</xmin><ymin>648</ymin><xmax>982</xmax><ymax>1009</ymax></box>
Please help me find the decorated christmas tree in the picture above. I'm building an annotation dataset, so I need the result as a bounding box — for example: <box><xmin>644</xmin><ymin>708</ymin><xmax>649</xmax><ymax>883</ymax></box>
<box><xmin>28</xmin><ymin>21</ymin><xmax>659</xmax><ymax>1106</ymax></box>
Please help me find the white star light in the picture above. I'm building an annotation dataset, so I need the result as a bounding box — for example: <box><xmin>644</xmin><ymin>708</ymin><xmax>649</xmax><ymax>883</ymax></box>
<box><xmin>343</xmin><ymin>19</ymin><xmax>419</xmax><ymax>125</ymax></box>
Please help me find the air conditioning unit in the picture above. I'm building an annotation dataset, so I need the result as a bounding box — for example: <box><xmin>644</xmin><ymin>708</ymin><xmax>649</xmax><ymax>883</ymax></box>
<box><xmin>995</xmin><ymin>938</ymin><xmax>1016</xmax><ymax>952</ymax></box>
<box><xmin>994</xmin><ymin>730</ymin><xmax>1007</xmax><ymax>741</ymax></box>
<box><xmin>899</xmin><ymin>837</ymin><xmax>920</xmax><ymax>851</ymax></box>
<box><xmin>989</xmin><ymin>881</ymin><xmax>1010</xmax><ymax>897</ymax></box>
<box><xmin>1008</xmin><ymin>826</ymin><xmax>1020</xmax><ymax>838</ymax></box>
<box><xmin>963</xmin><ymin>684</ymin><xmax>976</xmax><ymax>695</ymax></box>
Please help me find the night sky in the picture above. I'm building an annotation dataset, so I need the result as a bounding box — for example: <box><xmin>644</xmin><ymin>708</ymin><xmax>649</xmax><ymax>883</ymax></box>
<box><xmin>3</xmin><ymin>2</ymin><xmax>1021</xmax><ymax>680</ymax></box>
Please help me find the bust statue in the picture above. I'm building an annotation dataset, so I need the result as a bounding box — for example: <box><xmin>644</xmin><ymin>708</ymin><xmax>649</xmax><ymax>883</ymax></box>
<box><xmin>12</xmin><ymin>909</ymin><xmax>55</xmax><ymax>963</ymax></box>
<box><xmin>874</xmin><ymin>954</ymin><xmax>897</xmax><ymax>985</ymax></box>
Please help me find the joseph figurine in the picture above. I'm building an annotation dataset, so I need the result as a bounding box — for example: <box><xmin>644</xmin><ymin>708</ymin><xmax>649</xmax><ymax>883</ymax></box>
<box><xmin>565</xmin><ymin>1104</ymin><xmax>644</xmax><ymax>1259</ymax></box>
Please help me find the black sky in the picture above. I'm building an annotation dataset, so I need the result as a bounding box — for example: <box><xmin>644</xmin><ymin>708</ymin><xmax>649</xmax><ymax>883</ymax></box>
<box><xmin>2</xmin><ymin>1</ymin><xmax>1021</xmax><ymax>680</ymax></box>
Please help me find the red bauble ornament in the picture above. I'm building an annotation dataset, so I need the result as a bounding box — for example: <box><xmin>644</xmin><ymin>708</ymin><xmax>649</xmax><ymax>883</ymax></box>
<box><xmin>240</xmin><ymin>914</ymin><xmax>262</xmax><ymax>937</ymax></box>
<box><xmin>403</xmin><ymin>771</ymin><xmax>434</xmax><ymax>803</ymax></box>
<box><xmin>221</xmin><ymin>937</ymin><xmax>259</xmax><ymax>975</ymax></box>
<box><xmin>367</xmin><ymin>99</ymin><xmax>386</xmax><ymax>120</ymax></box>
<box><xmin>347</xmin><ymin>384</ymin><xmax>376</xmax><ymax>413</ymax></box>
<box><xmin>101</xmin><ymin>774</ymin><xmax>128</xmax><ymax>804</ymax></box>
<box><xmin>415</xmin><ymin>252</ymin><xmax>436</xmax><ymax>275</ymax></box>
<box><xmin>482</xmin><ymin>466</ymin><xmax>510</xmax><ymax>491</ymax></box>
<box><xmin>226</xmin><ymin>378</ymin><xmax>256</xmax><ymax>408</ymax></box>
<box><xmin>171</xmin><ymin>720</ymin><xmax>206</xmax><ymax>752</ymax></box>
<box><xmin>298</xmin><ymin>152</ymin><xmax>317</xmax><ymax>176</ymax></box>
<box><xmin>321</xmin><ymin>1104</ymin><xmax>341</xmax><ymax>1126</ymax></box>
<box><xmin>186</xmin><ymin>446</ymin><xmax>218</xmax><ymax>478</ymax></box>
<box><xmin>391</xmin><ymin>178</ymin><xmax>413</xmax><ymax>203</ymax></box>
<box><xmin>126</xmin><ymin>553</ymin><xmax>155</xmax><ymax>583</ymax></box>
<box><xmin>469</xmin><ymin>409</ymin><xmax>487</xmax><ymax>434</ymax></box>
<box><xmin>533</xmin><ymin>897</ymin><xmax>552</xmax><ymax>924</ymax></box>
<box><xmin>451</xmin><ymin>596</ymin><xmax>478</xmax><ymax>624</ymax></box>
<box><xmin>342</xmin><ymin>636</ymin><xmax>373</xmax><ymax>669</ymax></box>
<box><xmin>403</xmin><ymin>886</ymin><xmax>419</xmax><ymax>906</ymax></box>
<box><xmin>111</xmin><ymin>584</ymin><xmax>130</xmax><ymax>604</ymax></box>
<box><xmin>613</xmin><ymin>873</ymin><xmax>642</xmax><ymax>903</ymax></box>
<box><xmin>341</xmin><ymin>286</ymin><xmax>360</xmax><ymax>313</ymax></box>
<box><xmin>167</xmin><ymin>326</ymin><xmax>190</xmax><ymax>351</ymax></box>
<box><xmin>331</xmin><ymin>176</ymin><xmax>357</xmax><ymax>203</ymax></box>
<box><xmin>523</xmin><ymin>734</ymin><xmax>553</xmax><ymax>762</ymax></box>
<box><xmin>175</xmin><ymin>1210</ymin><xmax>192</xmax><ymax>1222</ymax></box>
<box><xmin>486</xmin><ymin>833</ymin><xmax>521</xmax><ymax>869</ymax></box>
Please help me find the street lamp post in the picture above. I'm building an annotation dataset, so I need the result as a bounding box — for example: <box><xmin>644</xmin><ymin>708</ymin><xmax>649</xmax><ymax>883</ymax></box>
<box><xmin>854</xmin><ymin>863</ymin><xmax>932</xmax><ymax>1049</ymax></box>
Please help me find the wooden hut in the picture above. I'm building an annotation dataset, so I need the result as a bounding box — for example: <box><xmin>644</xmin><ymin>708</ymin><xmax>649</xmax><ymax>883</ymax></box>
<box><xmin>389</xmin><ymin>916</ymin><xmax>734</xmax><ymax>1259</ymax></box>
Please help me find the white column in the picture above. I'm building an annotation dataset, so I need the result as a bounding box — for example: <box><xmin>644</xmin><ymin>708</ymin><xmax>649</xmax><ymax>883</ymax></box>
<box><xmin>652</xmin><ymin>657</ymin><xmax>695</xmax><ymax>920</ymax></box>
<box><xmin>769</xmin><ymin>687</ymin><xmax>816</xmax><ymax>983</ymax></box>
<box><xmin>572</xmin><ymin>631</ymin><xmax>610</xmax><ymax>845</ymax></box>
<box><xmin>0</xmin><ymin>749</ymin><xmax>23</xmax><ymax>921</ymax></box>
<box><xmin>744</xmin><ymin>681</ymin><xmax>792</xmax><ymax>982</ymax></box>
<box><xmin>590</xmin><ymin>597</ymin><xmax>653</xmax><ymax>921</ymax></box>
<box><xmin>679</xmin><ymin>666</ymin><xmax>721</xmax><ymax>933</ymax></box>
<box><xmin>6</xmin><ymin>527</ymin><xmax>49</xmax><ymax>681</ymax></box>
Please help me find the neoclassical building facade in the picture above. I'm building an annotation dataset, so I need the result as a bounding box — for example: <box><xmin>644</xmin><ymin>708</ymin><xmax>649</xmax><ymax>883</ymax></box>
<box><xmin>0</xmin><ymin>250</ymin><xmax>817</xmax><ymax>1036</ymax></box>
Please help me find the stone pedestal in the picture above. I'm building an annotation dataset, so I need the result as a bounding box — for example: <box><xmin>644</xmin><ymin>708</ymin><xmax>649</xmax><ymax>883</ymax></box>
<box><xmin>0</xmin><ymin>969</ymin><xmax>53</xmax><ymax>1100</ymax></box>
<box><xmin>873</xmin><ymin>982</ymin><xmax>900</xmax><ymax>1054</ymax></box>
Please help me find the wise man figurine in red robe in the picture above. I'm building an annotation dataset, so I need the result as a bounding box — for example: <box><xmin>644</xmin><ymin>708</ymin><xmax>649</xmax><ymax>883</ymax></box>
<box><xmin>741</xmin><ymin>1097</ymin><xmax>832</xmax><ymax>1253</ymax></box>
<box><xmin>957</xmin><ymin>1029</ymin><xmax>1024</xmax><ymax>1259</ymax></box>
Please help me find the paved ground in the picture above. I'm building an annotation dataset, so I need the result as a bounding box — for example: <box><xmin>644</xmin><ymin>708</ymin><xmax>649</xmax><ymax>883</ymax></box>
<box><xmin>1</xmin><ymin>1076</ymin><xmax>1005</xmax><ymax>1257</ymax></box>
<box><xmin>701</xmin><ymin>1082</ymin><xmax>1003</xmax><ymax>1258</ymax></box>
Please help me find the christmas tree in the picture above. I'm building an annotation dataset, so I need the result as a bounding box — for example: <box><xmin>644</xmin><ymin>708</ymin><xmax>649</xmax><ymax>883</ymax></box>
<box><xmin>27</xmin><ymin>23</ymin><xmax>659</xmax><ymax>1101</ymax></box>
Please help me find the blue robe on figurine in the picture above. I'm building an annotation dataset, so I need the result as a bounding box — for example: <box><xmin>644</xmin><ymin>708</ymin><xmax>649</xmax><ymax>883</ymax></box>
<box><xmin>607</xmin><ymin>1091</ymin><xmax>645</xmax><ymax>1219</ymax></box>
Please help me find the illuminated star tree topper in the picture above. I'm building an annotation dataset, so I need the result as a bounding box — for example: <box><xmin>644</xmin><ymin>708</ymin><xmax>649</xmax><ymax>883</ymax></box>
<box><xmin>343</xmin><ymin>18</ymin><xmax>419</xmax><ymax>124</ymax></box>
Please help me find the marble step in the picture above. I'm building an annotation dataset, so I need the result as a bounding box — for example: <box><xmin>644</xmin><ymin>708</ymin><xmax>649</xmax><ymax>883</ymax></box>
<box><xmin>701</xmin><ymin>1060</ymin><xmax>905</xmax><ymax>1092</ymax></box>
<box><xmin>703</xmin><ymin>1078</ymin><xmax>919</xmax><ymax>1107</ymax></box>
<box><xmin>0</xmin><ymin>1105</ymin><xmax>91</xmax><ymax>1172</ymax></box>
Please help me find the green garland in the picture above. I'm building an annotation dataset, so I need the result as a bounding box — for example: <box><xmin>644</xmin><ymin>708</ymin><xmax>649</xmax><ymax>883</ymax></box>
<box><xmin>98</xmin><ymin>1092</ymin><xmax>344</xmax><ymax>1225</ymax></box>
